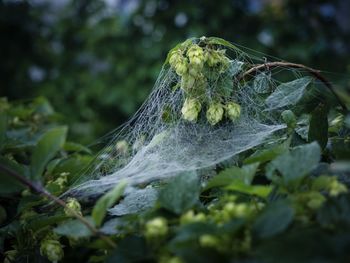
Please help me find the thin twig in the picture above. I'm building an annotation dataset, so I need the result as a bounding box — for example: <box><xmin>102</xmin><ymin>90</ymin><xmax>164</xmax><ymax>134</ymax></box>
<box><xmin>0</xmin><ymin>163</ymin><xmax>117</xmax><ymax>248</ymax></box>
<box><xmin>239</xmin><ymin>61</ymin><xmax>348</xmax><ymax>111</ymax></box>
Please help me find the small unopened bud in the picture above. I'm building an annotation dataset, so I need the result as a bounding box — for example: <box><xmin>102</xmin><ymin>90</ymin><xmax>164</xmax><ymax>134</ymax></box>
<box><xmin>40</xmin><ymin>239</ymin><xmax>64</xmax><ymax>263</ymax></box>
<box><xmin>145</xmin><ymin>217</ymin><xmax>168</xmax><ymax>239</ymax></box>
<box><xmin>187</xmin><ymin>44</ymin><xmax>205</xmax><ymax>66</ymax></box>
<box><xmin>181</xmin><ymin>98</ymin><xmax>202</xmax><ymax>122</ymax></box>
<box><xmin>306</xmin><ymin>192</ymin><xmax>326</xmax><ymax>210</ymax></box>
<box><xmin>64</xmin><ymin>197</ymin><xmax>82</xmax><ymax>217</ymax></box>
<box><xmin>329</xmin><ymin>179</ymin><xmax>348</xmax><ymax>197</ymax></box>
<box><xmin>169</xmin><ymin>50</ymin><xmax>183</xmax><ymax>68</ymax></box>
<box><xmin>281</xmin><ymin>110</ymin><xmax>296</xmax><ymax>130</ymax></box>
<box><xmin>180</xmin><ymin>210</ymin><xmax>206</xmax><ymax>225</ymax></box>
<box><xmin>169</xmin><ymin>50</ymin><xmax>188</xmax><ymax>76</ymax></box>
<box><xmin>205</xmin><ymin>49</ymin><xmax>229</xmax><ymax>70</ymax></box>
<box><xmin>206</xmin><ymin>103</ymin><xmax>224</xmax><ymax>125</ymax></box>
<box><xmin>175</xmin><ymin>60</ymin><xmax>188</xmax><ymax>76</ymax></box>
<box><xmin>226</xmin><ymin>102</ymin><xmax>241</xmax><ymax>121</ymax></box>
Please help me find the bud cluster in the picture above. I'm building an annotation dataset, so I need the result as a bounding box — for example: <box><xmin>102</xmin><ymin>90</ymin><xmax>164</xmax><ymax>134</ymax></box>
<box><xmin>167</xmin><ymin>39</ymin><xmax>241</xmax><ymax>125</ymax></box>
<box><xmin>312</xmin><ymin>175</ymin><xmax>348</xmax><ymax>197</ymax></box>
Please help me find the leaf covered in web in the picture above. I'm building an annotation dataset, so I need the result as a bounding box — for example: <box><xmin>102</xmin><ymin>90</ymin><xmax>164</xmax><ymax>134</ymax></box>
<box><xmin>265</xmin><ymin>76</ymin><xmax>312</xmax><ymax>109</ymax></box>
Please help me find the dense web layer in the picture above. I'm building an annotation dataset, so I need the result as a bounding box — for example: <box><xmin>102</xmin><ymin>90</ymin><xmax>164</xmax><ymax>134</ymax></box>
<box><xmin>67</xmin><ymin>37</ymin><xmax>325</xmax><ymax>198</ymax></box>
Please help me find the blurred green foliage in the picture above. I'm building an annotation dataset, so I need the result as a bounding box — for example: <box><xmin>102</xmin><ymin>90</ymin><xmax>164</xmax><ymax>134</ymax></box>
<box><xmin>1</xmin><ymin>0</ymin><xmax>350</xmax><ymax>142</ymax></box>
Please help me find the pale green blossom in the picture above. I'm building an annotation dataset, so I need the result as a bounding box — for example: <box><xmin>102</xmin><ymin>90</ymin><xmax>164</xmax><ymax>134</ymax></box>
<box><xmin>40</xmin><ymin>239</ymin><xmax>64</xmax><ymax>263</ymax></box>
<box><xmin>226</xmin><ymin>102</ymin><xmax>241</xmax><ymax>121</ymax></box>
<box><xmin>145</xmin><ymin>217</ymin><xmax>168</xmax><ymax>239</ymax></box>
<box><xmin>206</xmin><ymin>103</ymin><xmax>224</xmax><ymax>125</ymax></box>
<box><xmin>181</xmin><ymin>98</ymin><xmax>202</xmax><ymax>122</ymax></box>
<box><xmin>64</xmin><ymin>197</ymin><xmax>82</xmax><ymax>217</ymax></box>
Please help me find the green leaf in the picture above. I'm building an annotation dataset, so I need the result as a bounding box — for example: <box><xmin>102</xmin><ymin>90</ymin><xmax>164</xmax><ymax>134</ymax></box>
<box><xmin>207</xmin><ymin>37</ymin><xmax>242</xmax><ymax>52</ymax></box>
<box><xmin>109</xmin><ymin>187</ymin><xmax>158</xmax><ymax>216</ymax></box>
<box><xmin>295</xmin><ymin>114</ymin><xmax>310</xmax><ymax>140</ymax></box>
<box><xmin>54</xmin><ymin>217</ymin><xmax>94</xmax><ymax>238</ymax></box>
<box><xmin>30</xmin><ymin>126</ymin><xmax>67</xmax><ymax>181</ymax></box>
<box><xmin>225</xmin><ymin>183</ymin><xmax>272</xmax><ymax>198</ymax></box>
<box><xmin>27</xmin><ymin>214</ymin><xmax>67</xmax><ymax>232</ymax></box>
<box><xmin>0</xmin><ymin>157</ymin><xmax>26</xmax><ymax>195</ymax></box>
<box><xmin>253</xmin><ymin>200</ymin><xmax>294</xmax><ymax>238</ymax></box>
<box><xmin>63</xmin><ymin>142</ymin><xmax>92</xmax><ymax>154</ymax></box>
<box><xmin>32</xmin><ymin>96</ymin><xmax>55</xmax><ymax>116</ymax></box>
<box><xmin>265</xmin><ymin>77</ymin><xmax>312</xmax><ymax>109</ymax></box>
<box><xmin>244</xmin><ymin>139</ymin><xmax>291</xmax><ymax>164</ymax></box>
<box><xmin>253</xmin><ymin>73</ymin><xmax>271</xmax><ymax>94</ymax></box>
<box><xmin>159</xmin><ymin>172</ymin><xmax>200</xmax><ymax>214</ymax></box>
<box><xmin>228</xmin><ymin>59</ymin><xmax>244</xmax><ymax>76</ymax></box>
<box><xmin>266</xmin><ymin>142</ymin><xmax>321</xmax><ymax>185</ymax></box>
<box><xmin>204</xmin><ymin>163</ymin><xmax>259</xmax><ymax>191</ymax></box>
<box><xmin>92</xmin><ymin>180</ymin><xmax>127</xmax><ymax>227</ymax></box>
<box><xmin>308</xmin><ymin>104</ymin><xmax>329</xmax><ymax>149</ymax></box>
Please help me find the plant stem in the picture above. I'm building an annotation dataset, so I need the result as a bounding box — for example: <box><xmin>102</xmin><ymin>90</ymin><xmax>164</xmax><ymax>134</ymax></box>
<box><xmin>240</xmin><ymin>61</ymin><xmax>348</xmax><ymax>111</ymax></box>
<box><xmin>0</xmin><ymin>163</ymin><xmax>117</xmax><ymax>248</ymax></box>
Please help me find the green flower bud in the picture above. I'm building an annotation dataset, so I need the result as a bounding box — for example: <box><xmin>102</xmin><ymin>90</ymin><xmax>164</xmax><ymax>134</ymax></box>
<box><xmin>116</xmin><ymin>140</ymin><xmax>129</xmax><ymax>155</ymax></box>
<box><xmin>169</xmin><ymin>50</ymin><xmax>188</xmax><ymax>76</ymax></box>
<box><xmin>306</xmin><ymin>192</ymin><xmax>326</xmax><ymax>210</ymax></box>
<box><xmin>329</xmin><ymin>179</ymin><xmax>348</xmax><ymax>197</ymax></box>
<box><xmin>169</xmin><ymin>50</ymin><xmax>183</xmax><ymax>68</ymax></box>
<box><xmin>281</xmin><ymin>110</ymin><xmax>296</xmax><ymax>130</ymax></box>
<box><xmin>181</xmin><ymin>98</ymin><xmax>201</xmax><ymax>122</ymax></box>
<box><xmin>225</xmin><ymin>102</ymin><xmax>241</xmax><ymax>121</ymax></box>
<box><xmin>206</xmin><ymin>103</ymin><xmax>224</xmax><ymax>125</ymax></box>
<box><xmin>234</xmin><ymin>203</ymin><xmax>249</xmax><ymax>217</ymax></box>
<box><xmin>223</xmin><ymin>202</ymin><xmax>249</xmax><ymax>218</ymax></box>
<box><xmin>180</xmin><ymin>210</ymin><xmax>206</xmax><ymax>225</ymax></box>
<box><xmin>40</xmin><ymin>239</ymin><xmax>64</xmax><ymax>263</ymax></box>
<box><xmin>187</xmin><ymin>44</ymin><xmax>205</xmax><ymax>67</ymax></box>
<box><xmin>205</xmin><ymin>49</ymin><xmax>229</xmax><ymax>69</ymax></box>
<box><xmin>55</xmin><ymin>173</ymin><xmax>68</xmax><ymax>189</ymax></box>
<box><xmin>21</xmin><ymin>189</ymin><xmax>31</xmax><ymax>197</ymax></box>
<box><xmin>199</xmin><ymin>234</ymin><xmax>220</xmax><ymax>248</ymax></box>
<box><xmin>175</xmin><ymin>60</ymin><xmax>188</xmax><ymax>76</ymax></box>
<box><xmin>64</xmin><ymin>197</ymin><xmax>82</xmax><ymax>217</ymax></box>
<box><xmin>145</xmin><ymin>217</ymin><xmax>168</xmax><ymax>239</ymax></box>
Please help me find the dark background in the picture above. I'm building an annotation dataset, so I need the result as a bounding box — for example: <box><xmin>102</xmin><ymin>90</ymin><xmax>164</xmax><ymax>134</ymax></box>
<box><xmin>1</xmin><ymin>0</ymin><xmax>350</xmax><ymax>142</ymax></box>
